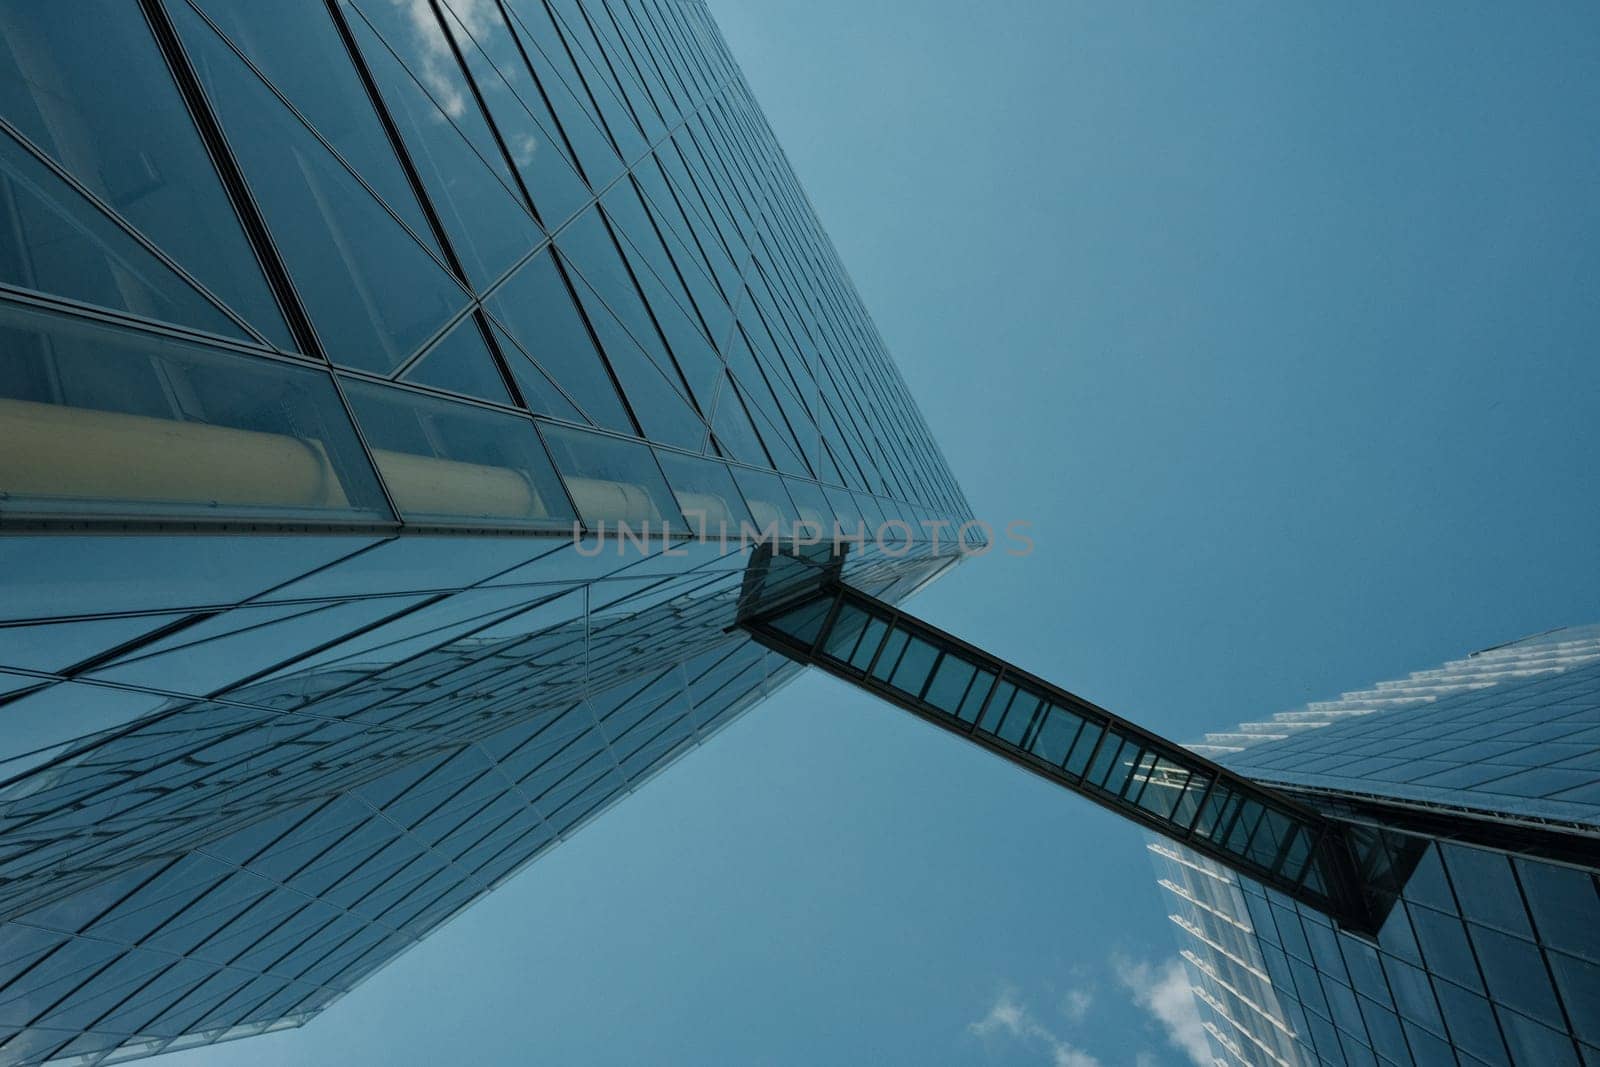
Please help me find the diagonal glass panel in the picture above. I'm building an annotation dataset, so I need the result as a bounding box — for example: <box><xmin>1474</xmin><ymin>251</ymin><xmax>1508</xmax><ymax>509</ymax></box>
<box><xmin>483</xmin><ymin>319</ymin><xmax>584</xmax><ymax>424</ymax></box>
<box><xmin>435</xmin><ymin>0</ymin><xmax>591</xmax><ymax>227</ymax></box>
<box><xmin>401</xmin><ymin>314</ymin><xmax>513</xmax><ymax>405</ymax></box>
<box><xmin>186</xmin><ymin>0</ymin><xmax>442</xmax><ymax>257</ymax></box>
<box><xmin>0</xmin><ymin>1</ymin><xmax>290</xmax><ymax>347</ymax></box>
<box><xmin>0</xmin><ymin>128</ymin><xmax>246</xmax><ymax>340</ymax></box>
<box><xmin>572</xmin><ymin>0</ymin><xmax>668</xmax><ymax>141</ymax></box>
<box><xmin>168</xmin><ymin>0</ymin><xmax>466</xmax><ymax>372</ymax></box>
<box><xmin>709</xmin><ymin>375</ymin><xmax>773</xmax><ymax>469</ymax></box>
<box><xmin>542</xmin><ymin>0</ymin><xmax>648</xmax><ymax>161</ymax></box>
<box><xmin>728</xmin><ymin>466</ymin><xmax>797</xmax><ymax>539</ymax></box>
<box><xmin>599</xmin><ymin>0</ymin><xmax>683</xmax><ymax>126</ymax></box>
<box><xmin>484</xmin><ymin>249</ymin><xmax>631</xmax><ymax>433</ymax></box>
<box><xmin>342</xmin><ymin>0</ymin><xmax>543</xmax><ymax>291</ymax></box>
<box><xmin>501</xmin><ymin>0</ymin><xmax>622</xmax><ymax>189</ymax></box>
<box><xmin>342</xmin><ymin>378</ymin><xmax>572</xmax><ymax>526</ymax></box>
<box><xmin>556</xmin><ymin>208</ymin><xmax>691</xmax><ymax>391</ymax></box>
<box><xmin>560</xmin><ymin>249</ymin><xmax>705</xmax><ymax>450</ymax></box>
<box><xmin>631</xmin><ymin>155</ymin><xmax>736</xmax><ymax>311</ymax></box>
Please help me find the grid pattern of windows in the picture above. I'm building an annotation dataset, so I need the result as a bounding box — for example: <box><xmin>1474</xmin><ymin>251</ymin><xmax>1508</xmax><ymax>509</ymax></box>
<box><xmin>0</xmin><ymin>0</ymin><xmax>974</xmax><ymax>539</ymax></box>
<box><xmin>1157</xmin><ymin>629</ymin><xmax>1600</xmax><ymax>1065</ymax></box>
<box><xmin>0</xmin><ymin>1</ymin><xmax>975</xmax><ymax>1062</ymax></box>
<box><xmin>0</xmin><ymin>527</ymin><xmax>957</xmax><ymax>1066</ymax></box>
<box><xmin>1220</xmin><ymin>630</ymin><xmax>1600</xmax><ymax>829</ymax></box>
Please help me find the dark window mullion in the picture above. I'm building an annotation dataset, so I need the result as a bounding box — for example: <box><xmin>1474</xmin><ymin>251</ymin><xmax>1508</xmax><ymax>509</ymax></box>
<box><xmin>137</xmin><ymin>0</ymin><xmax>320</xmax><ymax>360</ymax></box>
<box><xmin>422</xmin><ymin>0</ymin><xmax>544</xmax><ymax>224</ymax></box>
<box><xmin>321</xmin><ymin>0</ymin><xmax>530</xmax><ymax>412</ymax></box>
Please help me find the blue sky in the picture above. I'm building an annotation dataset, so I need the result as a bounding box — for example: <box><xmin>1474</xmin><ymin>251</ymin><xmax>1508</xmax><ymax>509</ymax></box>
<box><xmin>180</xmin><ymin>2</ymin><xmax>1600</xmax><ymax>1064</ymax></box>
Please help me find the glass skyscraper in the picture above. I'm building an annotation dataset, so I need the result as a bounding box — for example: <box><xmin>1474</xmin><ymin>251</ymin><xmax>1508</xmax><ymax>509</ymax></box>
<box><xmin>0</xmin><ymin>1</ymin><xmax>976</xmax><ymax>1063</ymax></box>
<box><xmin>1156</xmin><ymin>627</ymin><xmax>1600</xmax><ymax>1066</ymax></box>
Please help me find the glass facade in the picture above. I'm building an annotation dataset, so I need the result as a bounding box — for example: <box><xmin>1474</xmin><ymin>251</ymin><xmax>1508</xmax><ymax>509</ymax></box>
<box><xmin>0</xmin><ymin>2</ymin><xmax>976</xmax><ymax>1063</ymax></box>
<box><xmin>1156</xmin><ymin>627</ymin><xmax>1600</xmax><ymax>1065</ymax></box>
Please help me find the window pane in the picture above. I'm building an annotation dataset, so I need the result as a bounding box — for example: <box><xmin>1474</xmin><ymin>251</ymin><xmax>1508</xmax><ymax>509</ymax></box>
<box><xmin>1101</xmin><ymin>741</ymin><xmax>1141</xmax><ymax>796</ymax></box>
<box><xmin>924</xmin><ymin>657</ymin><xmax>977</xmax><ymax>715</ymax></box>
<box><xmin>1085</xmin><ymin>731</ymin><xmax>1126</xmax><ymax>787</ymax></box>
<box><xmin>343</xmin><ymin>0</ymin><xmax>542</xmax><ymax>289</ymax></box>
<box><xmin>868</xmin><ymin>629</ymin><xmax>910</xmax><ymax>682</ymax></box>
<box><xmin>486</xmin><ymin>250</ymin><xmax>633</xmax><ymax>432</ymax></box>
<box><xmin>0</xmin><ymin>0</ymin><xmax>290</xmax><ymax>345</ymax></box>
<box><xmin>342</xmin><ymin>378</ymin><xmax>570</xmax><ymax>525</ymax></box>
<box><xmin>1029</xmin><ymin>706</ymin><xmax>1084</xmax><ymax>766</ymax></box>
<box><xmin>435</xmin><ymin>0</ymin><xmax>590</xmax><ymax>226</ymax></box>
<box><xmin>820</xmin><ymin>603</ymin><xmax>871</xmax><ymax>662</ymax></box>
<box><xmin>653</xmin><ymin>450</ymin><xmax>753</xmax><ymax>534</ymax></box>
<box><xmin>729</xmin><ymin>466</ymin><xmax>798</xmax><ymax>539</ymax></box>
<box><xmin>887</xmin><ymin>637</ymin><xmax>938</xmax><ymax>697</ymax></box>
<box><xmin>1135</xmin><ymin>758</ymin><xmax>1190</xmax><ymax>821</ymax></box>
<box><xmin>1063</xmin><ymin>723</ymin><xmax>1104</xmax><ymax>777</ymax></box>
<box><xmin>0</xmin><ymin>128</ymin><xmax>243</xmax><ymax>340</ymax></box>
<box><xmin>995</xmin><ymin>692</ymin><xmax>1041</xmax><ymax>746</ymax></box>
<box><xmin>189</xmin><ymin>0</ymin><xmax>442</xmax><ymax>257</ymax></box>
<box><xmin>402</xmin><ymin>316</ymin><xmax>513</xmax><ymax>405</ymax></box>
<box><xmin>171</xmin><ymin>0</ymin><xmax>466</xmax><ymax>371</ymax></box>
<box><xmin>832</xmin><ymin>616</ymin><xmax>887</xmax><ymax>672</ymax></box>
<box><xmin>538</xmin><ymin>421</ymin><xmax>682</xmax><ymax>529</ymax></box>
<box><xmin>0</xmin><ymin>300</ymin><xmax>387</xmax><ymax>520</ymax></box>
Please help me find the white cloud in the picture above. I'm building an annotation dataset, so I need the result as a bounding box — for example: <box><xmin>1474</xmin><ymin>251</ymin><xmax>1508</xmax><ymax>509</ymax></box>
<box><xmin>1060</xmin><ymin>986</ymin><xmax>1095</xmax><ymax>1023</ymax></box>
<box><xmin>969</xmin><ymin>988</ymin><xmax>1103</xmax><ymax>1067</ymax></box>
<box><xmin>1113</xmin><ymin>957</ymin><xmax>1212</xmax><ymax>1066</ymax></box>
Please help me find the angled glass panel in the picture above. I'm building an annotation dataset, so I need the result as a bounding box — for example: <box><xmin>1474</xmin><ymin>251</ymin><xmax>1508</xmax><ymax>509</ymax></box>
<box><xmin>571</xmin><ymin>0</ymin><xmax>667</xmax><ymax>141</ymax></box>
<box><xmin>886</xmin><ymin>636</ymin><xmax>939</xmax><ymax>698</ymax></box>
<box><xmin>0</xmin><ymin>614</ymin><xmax>180</xmax><ymax>674</ymax></box>
<box><xmin>483</xmin><ymin>319</ymin><xmax>583</xmax><ymax>423</ymax></box>
<box><xmin>601</xmin><ymin>180</ymin><xmax>705</xmax><ymax>336</ymax></box>
<box><xmin>343</xmin><ymin>0</ymin><xmax>543</xmax><ymax>289</ymax></box>
<box><xmin>0</xmin><ymin>299</ymin><xmax>388</xmax><ymax>520</ymax></box>
<box><xmin>562</xmin><ymin>253</ymin><xmax>705</xmax><ymax>450</ymax></box>
<box><xmin>630</xmin><ymin>155</ymin><xmax>735</xmax><ymax>309</ymax></box>
<box><xmin>401</xmin><ymin>315</ymin><xmax>512</xmax><ymax>405</ymax></box>
<box><xmin>710</xmin><ymin>377</ymin><xmax>772</xmax><ymax>469</ymax></box>
<box><xmin>485</xmin><ymin>249</ymin><xmax>632</xmax><ymax>433</ymax></box>
<box><xmin>614</xmin><ymin>235</ymin><xmax>721</xmax><ymax>415</ymax></box>
<box><xmin>87</xmin><ymin>596</ymin><xmax>429</xmax><ymax>695</ymax></box>
<box><xmin>435</xmin><ymin>0</ymin><xmax>590</xmax><ymax>227</ymax></box>
<box><xmin>781</xmin><ymin>478</ymin><xmax>834</xmax><ymax>537</ymax></box>
<box><xmin>556</xmin><ymin>209</ymin><xmax>701</xmax><ymax>404</ymax></box>
<box><xmin>0</xmin><ymin>0</ymin><xmax>290</xmax><ymax>346</ymax></box>
<box><xmin>653</xmin><ymin>450</ymin><xmax>754</xmax><ymax>535</ymax></box>
<box><xmin>598</xmin><ymin>0</ymin><xmax>683</xmax><ymax>126</ymax></box>
<box><xmin>169</xmin><ymin>0</ymin><xmax>466</xmax><ymax>371</ymax></box>
<box><xmin>728</xmin><ymin>466</ymin><xmax>798</xmax><ymax>538</ymax></box>
<box><xmin>0</xmin><ymin>128</ymin><xmax>245</xmax><ymax>340</ymax></box>
<box><xmin>538</xmin><ymin>421</ymin><xmax>683</xmax><ymax>529</ymax></box>
<box><xmin>543</xmin><ymin>0</ymin><xmax>648</xmax><ymax>159</ymax></box>
<box><xmin>818</xmin><ymin>602</ymin><xmax>873</xmax><ymax>662</ymax></box>
<box><xmin>1030</xmin><ymin>705</ymin><xmax>1085</xmax><ymax>766</ymax></box>
<box><xmin>342</xmin><ymin>377</ymin><xmax>572</xmax><ymax>526</ymax></box>
<box><xmin>501</xmin><ymin>0</ymin><xmax>623</xmax><ymax>188</ymax></box>
<box><xmin>187</xmin><ymin>0</ymin><xmax>441</xmax><ymax>255</ymax></box>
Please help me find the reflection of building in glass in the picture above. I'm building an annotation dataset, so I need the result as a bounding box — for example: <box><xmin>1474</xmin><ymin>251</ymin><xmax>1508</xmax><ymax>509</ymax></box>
<box><xmin>1155</xmin><ymin>628</ymin><xmax>1600</xmax><ymax>1065</ymax></box>
<box><xmin>0</xmin><ymin>1</ymin><xmax>974</xmax><ymax>1062</ymax></box>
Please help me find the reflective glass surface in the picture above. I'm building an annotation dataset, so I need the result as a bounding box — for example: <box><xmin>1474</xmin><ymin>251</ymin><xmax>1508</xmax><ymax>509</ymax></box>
<box><xmin>1154</xmin><ymin>628</ymin><xmax>1600</xmax><ymax>1066</ymax></box>
<box><xmin>0</xmin><ymin>1</ymin><xmax>978</xmax><ymax>1060</ymax></box>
